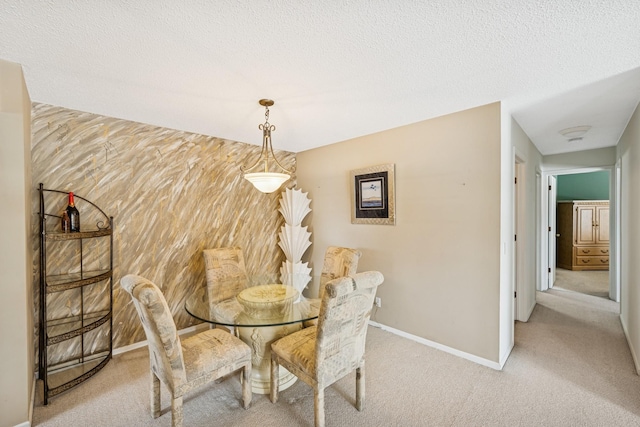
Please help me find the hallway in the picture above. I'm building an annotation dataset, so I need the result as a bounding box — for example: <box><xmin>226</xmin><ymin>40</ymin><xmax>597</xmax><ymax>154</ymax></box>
<box><xmin>553</xmin><ymin>268</ymin><xmax>610</xmax><ymax>299</ymax></box>
<box><xmin>510</xmin><ymin>273</ymin><xmax>640</xmax><ymax>425</ymax></box>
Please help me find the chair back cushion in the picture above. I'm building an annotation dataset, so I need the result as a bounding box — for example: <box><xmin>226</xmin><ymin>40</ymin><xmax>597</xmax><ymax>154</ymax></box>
<box><xmin>318</xmin><ymin>246</ymin><xmax>362</xmax><ymax>299</ymax></box>
<box><xmin>203</xmin><ymin>247</ymin><xmax>248</xmax><ymax>303</ymax></box>
<box><xmin>121</xmin><ymin>274</ymin><xmax>187</xmax><ymax>392</ymax></box>
<box><xmin>315</xmin><ymin>271</ymin><xmax>383</xmax><ymax>385</ymax></box>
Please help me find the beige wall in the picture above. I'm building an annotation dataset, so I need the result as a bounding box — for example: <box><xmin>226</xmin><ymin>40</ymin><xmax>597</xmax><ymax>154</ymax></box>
<box><xmin>297</xmin><ymin>103</ymin><xmax>503</xmax><ymax>362</ymax></box>
<box><xmin>617</xmin><ymin>102</ymin><xmax>640</xmax><ymax>371</ymax></box>
<box><xmin>0</xmin><ymin>59</ymin><xmax>33</xmax><ymax>427</ymax></box>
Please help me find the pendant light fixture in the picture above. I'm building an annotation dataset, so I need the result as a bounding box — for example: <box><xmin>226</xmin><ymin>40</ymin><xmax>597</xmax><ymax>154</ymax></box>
<box><xmin>242</xmin><ymin>99</ymin><xmax>292</xmax><ymax>193</ymax></box>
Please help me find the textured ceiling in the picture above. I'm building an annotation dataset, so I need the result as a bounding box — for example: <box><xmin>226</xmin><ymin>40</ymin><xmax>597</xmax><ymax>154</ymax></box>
<box><xmin>1</xmin><ymin>1</ymin><xmax>639</xmax><ymax>154</ymax></box>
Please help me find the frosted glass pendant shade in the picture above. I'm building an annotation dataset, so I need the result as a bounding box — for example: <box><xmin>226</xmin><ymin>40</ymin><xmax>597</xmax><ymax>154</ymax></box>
<box><xmin>241</xmin><ymin>100</ymin><xmax>293</xmax><ymax>193</ymax></box>
<box><xmin>244</xmin><ymin>172</ymin><xmax>290</xmax><ymax>193</ymax></box>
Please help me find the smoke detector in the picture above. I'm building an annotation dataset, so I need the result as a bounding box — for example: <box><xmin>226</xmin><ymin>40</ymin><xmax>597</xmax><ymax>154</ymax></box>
<box><xmin>559</xmin><ymin>125</ymin><xmax>592</xmax><ymax>142</ymax></box>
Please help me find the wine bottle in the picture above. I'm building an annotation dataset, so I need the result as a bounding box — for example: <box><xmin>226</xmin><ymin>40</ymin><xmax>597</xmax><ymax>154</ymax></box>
<box><xmin>66</xmin><ymin>192</ymin><xmax>80</xmax><ymax>232</ymax></box>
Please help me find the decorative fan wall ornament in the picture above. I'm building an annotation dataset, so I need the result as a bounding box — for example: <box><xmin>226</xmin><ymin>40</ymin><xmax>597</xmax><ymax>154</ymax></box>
<box><xmin>278</xmin><ymin>224</ymin><xmax>312</xmax><ymax>262</ymax></box>
<box><xmin>278</xmin><ymin>188</ymin><xmax>312</xmax><ymax>297</ymax></box>
<box><xmin>278</xmin><ymin>187</ymin><xmax>312</xmax><ymax>226</ymax></box>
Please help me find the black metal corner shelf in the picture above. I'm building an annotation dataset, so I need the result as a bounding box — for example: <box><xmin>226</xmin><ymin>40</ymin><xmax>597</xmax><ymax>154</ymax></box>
<box><xmin>38</xmin><ymin>183</ymin><xmax>114</xmax><ymax>405</ymax></box>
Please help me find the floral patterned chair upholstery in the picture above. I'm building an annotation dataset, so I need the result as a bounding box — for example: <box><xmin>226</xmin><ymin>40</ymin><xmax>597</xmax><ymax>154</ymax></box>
<box><xmin>121</xmin><ymin>274</ymin><xmax>252</xmax><ymax>427</ymax></box>
<box><xmin>202</xmin><ymin>247</ymin><xmax>248</xmax><ymax>324</ymax></box>
<box><xmin>269</xmin><ymin>271</ymin><xmax>384</xmax><ymax>427</ymax></box>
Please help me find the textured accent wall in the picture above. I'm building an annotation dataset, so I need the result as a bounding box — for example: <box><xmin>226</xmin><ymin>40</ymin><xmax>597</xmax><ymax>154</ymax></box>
<box><xmin>31</xmin><ymin>103</ymin><xmax>296</xmax><ymax>354</ymax></box>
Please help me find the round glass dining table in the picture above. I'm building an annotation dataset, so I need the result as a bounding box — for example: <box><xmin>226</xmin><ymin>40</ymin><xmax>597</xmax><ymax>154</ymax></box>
<box><xmin>185</xmin><ymin>278</ymin><xmax>321</xmax><ymax>394</ymax></box>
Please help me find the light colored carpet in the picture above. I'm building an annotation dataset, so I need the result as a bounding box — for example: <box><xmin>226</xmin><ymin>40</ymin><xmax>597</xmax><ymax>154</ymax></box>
<box><xmin>33</xmin><ymin>288</ymin><xmax>640</xmax><ymax>426</ymax></box>
<box><xmin>553</xmin><ymin>268</ymin><xmax>610</xmax><ymax>298</ymax></box>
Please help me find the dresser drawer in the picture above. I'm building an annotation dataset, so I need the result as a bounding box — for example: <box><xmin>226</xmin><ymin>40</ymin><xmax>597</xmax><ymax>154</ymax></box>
<box><xmin>575</xmin><ymin>256</ymin><xmax>609</xmax><ymax>267</ymax></box>
<box><xmin>575</xmin><ymin>246</ymin><xmax>609</xmax><ymax>256</ymax></box>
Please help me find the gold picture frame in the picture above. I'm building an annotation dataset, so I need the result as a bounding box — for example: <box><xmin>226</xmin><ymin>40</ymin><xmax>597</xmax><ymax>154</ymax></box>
<box><xmin>350</xmin><ymin>163</ymin><xmax>395</xmax><ymax>225</ymax></box>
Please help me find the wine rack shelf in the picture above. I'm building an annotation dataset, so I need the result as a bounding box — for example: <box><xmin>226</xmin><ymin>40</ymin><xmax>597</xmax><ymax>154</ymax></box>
<box><xmin>46</xmin><ymin>229</ymin><xmax>112</xmax><ymax>241</ymax></box>
<box><xmin>45</xmin><ymin>269</ymin><xmax>112</xmax><ymax>293</ymax></box>
<box><xmin>38</xmin><ymin>183</ymin><xmax>114</xmax><ymax>404</ymax></box>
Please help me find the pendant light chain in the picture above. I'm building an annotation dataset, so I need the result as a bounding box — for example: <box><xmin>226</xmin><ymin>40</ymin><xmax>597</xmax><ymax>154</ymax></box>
<box><xmin>259</xmin><ymin>104</ymin><xmax>276</xmax><ymax>139</ymax></box>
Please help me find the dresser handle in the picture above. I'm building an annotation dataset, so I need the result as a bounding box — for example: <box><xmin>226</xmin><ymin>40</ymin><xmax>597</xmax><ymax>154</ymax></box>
<box><xmin>600</xmin><ymin>249</ymin><xmax>608</xmax><ymax>254</ymax></box>
<box><xmin>601</xmin><ymin>259</ymin><xmax>608</xmax><ymax>263</ymax></box>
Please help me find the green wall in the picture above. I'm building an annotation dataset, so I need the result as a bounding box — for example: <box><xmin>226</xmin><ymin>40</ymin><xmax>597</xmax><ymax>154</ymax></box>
<box><xmin>557</xmin><ymin>171</ymin><xmax>609</xmax><ymax>200</ymax></box>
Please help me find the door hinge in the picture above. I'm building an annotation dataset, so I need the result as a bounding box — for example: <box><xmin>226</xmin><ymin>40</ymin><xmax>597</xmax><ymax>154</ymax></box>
<box><xmin>548</xmin><ymin>185</ymin><xmax>552</xmax><ymax>191</ymax></box>
<box><xmin>514</xmin><ymin>291</ymin><xmax>517</xmax><ymax>298</ymax></box>
<box><xmin>548</xmin><ymin>267</ymin><xmax>551</xmax><ymax>273</ymax></box>
<box><xmin>514</xmin><ymin>234</ymin><xmax>517</xmax><ymax>241</ymax></box>
<box><xmin>515</xmin><ymin>177</ymin><xmax>517</xmax><ymax>184</ymax></box>
<box><xmin>548</xmin><ymin>226</ymin><xmax>551</xmax><ymax>232</ymax></box>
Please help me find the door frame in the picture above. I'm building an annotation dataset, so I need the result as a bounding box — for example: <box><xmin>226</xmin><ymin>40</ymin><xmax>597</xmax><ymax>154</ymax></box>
<box><xmin>514</xmin><ymin>155</ymin><xmax>525</xmax><ymax>320</ymax></box>
<box><xmin>547</xmin><ymin>175</ymin><xmax>557</xmax><ymax>290</ymax></box>
<box><xmin>539</xmin><ymin>166</ymin><xmax>619</xmax><ymax>301</ymax></box>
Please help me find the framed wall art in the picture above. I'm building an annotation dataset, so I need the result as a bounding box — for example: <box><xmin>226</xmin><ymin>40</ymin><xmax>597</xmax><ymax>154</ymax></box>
<box><xmin>350</xmin><ymin>163</ymin><xmax>395</xmax><ymax>225</ymax></box>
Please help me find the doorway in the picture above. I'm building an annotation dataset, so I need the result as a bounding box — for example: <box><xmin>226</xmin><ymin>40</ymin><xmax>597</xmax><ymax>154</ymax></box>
<box><xmin>542</xmin><ymin>168</ymin><xmax>618</xmax><ymax>302</ymax></box>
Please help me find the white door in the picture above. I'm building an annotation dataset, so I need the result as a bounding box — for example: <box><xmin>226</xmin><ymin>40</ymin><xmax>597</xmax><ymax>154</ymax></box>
<box><xmin>548</xmin><ymin>175</ymin><xmax>557</xmax><ymax>288</ymax></box>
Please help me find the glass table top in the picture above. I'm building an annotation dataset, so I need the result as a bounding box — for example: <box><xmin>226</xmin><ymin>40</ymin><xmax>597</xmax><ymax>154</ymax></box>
<box><xmin>185</xmin><ymin>277</ymin><xmax>321</xmax><ymax>328</ymax></box>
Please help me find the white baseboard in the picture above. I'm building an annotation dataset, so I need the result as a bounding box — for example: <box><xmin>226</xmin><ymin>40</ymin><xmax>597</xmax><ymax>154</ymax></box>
<box><xmin>113</xmin><ymin>323</ymin><xmax>209</xmax><ymax>356</ymax></box>
<box><xmin>368</xmin><ymin>320</ymin><xmax>502</xmax><ymax>370</ymax></box>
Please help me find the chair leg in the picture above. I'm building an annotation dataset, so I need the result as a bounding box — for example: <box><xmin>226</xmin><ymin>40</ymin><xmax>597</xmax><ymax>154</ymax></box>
<box><xmin>171</xmin><ymin>396</ymin><xmax>183</xmax><ymax>427</ymax></box>
<box><xmin>150</xmin><ymin>371</ymin><xmax>161</xmax><ymax>419</ymax></box>
<box><xmin>270</xmin><ymin>355</ymin><xmax>279</xmax><ymax>403</ymax></box>
<box><xmin>242</xmin><ymin>362</ymin><xmax>252</xmax><ymax>409</ymax></box>
<box><xmin>314</xmin><ymin>387</ymin><xmax>325</xmax><ymax>427</ymax></box>
<box><xmin>356</xmin><ymin>362</ymin><xmax>365</xmax><ymax>411</ymax></box>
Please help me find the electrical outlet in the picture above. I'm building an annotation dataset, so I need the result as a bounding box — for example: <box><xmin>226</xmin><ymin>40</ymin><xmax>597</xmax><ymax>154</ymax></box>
<box><xmin>374</xmin><ymin>297</ymin><xmax>382</xmax><ymax>308</ymax></box>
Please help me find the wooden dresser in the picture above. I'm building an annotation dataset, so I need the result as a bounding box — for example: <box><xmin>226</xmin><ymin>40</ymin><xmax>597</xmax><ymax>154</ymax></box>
<box><xmin>556</xmin><ymin>200</ymin><xmax>609</xmax><ymax>271</ymax></box>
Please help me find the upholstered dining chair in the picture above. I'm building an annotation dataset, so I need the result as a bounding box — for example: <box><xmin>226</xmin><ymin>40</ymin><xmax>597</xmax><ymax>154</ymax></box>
<box><xmin>317</xmin><ymin>246</ymin><xmax>362</xmax><ymax>300</ymax></box>
<box><xmin>270</xmin><ymin>271</ymin><xmax>384</xmax><ymax>427</ymax></box>
<box><xmin>202</xmin><ymin>247</ymin><xmax>249</xmax><ymax>327</ymax></box>
<box><xmin>304</xmin><ymin>246</ymin><xmax>362</xmax><ymax>328</ymax></box>
<box><xmin>121</xmin><ymin>274</ymin><xmax>252</xmax><ymax>427</ymax></box>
